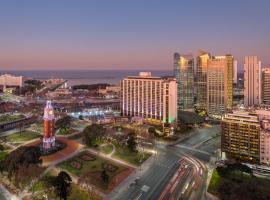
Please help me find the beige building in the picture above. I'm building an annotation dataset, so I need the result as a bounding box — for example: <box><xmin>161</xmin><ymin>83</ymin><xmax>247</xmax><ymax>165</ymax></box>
<box><xmin>255</xmin><ymin>109</ymin><xmax>270</xmax><ymax>165</ymax></box>
<box><xmin>196</xmin><ymin>50</ymin><xmax>211</xmax><ymax>110</ymax></box>
<box><xmin>260</xmin><ymin>120</ymin><xmax>270</xmax><ymax>165</ymax></box>
<box><xmin>221</xmin><ymin>111</ymin><xmax>260</xmax><ymax>163</ymax></box>
<box><xmin>206</xmin><ymin>55</ymin><xmax>233</xmax><ymax>117</ymax></box>
<box><xmin>244</xmin><ymin>56</ymin><xmax>261</xmax><ymax>107</ymax></box>
<box><xmin>121</xmin><ymin>72</ymin><xmax>177</xmax><ymax>125</ymax></box>
<box><xmin>262</xmin><ymin>68</ymin><xmax>270</xmax><ymax>105</ymax></box>
<box><xmin>0</xmin><ymin>74</ymin><xmax>26</xmax><ymax>91</ymax></box>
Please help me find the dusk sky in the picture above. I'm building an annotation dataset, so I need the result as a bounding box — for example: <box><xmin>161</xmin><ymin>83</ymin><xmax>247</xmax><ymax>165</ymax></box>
<box><xmin>0</xmin><ymin>0</ymin><xmax>269</xmax><ymax>70</ymax></box>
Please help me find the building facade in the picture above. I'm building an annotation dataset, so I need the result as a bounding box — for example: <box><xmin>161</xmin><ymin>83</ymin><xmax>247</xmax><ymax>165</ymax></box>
<box><xmin>206</xmin><ymin>55</ymin><xmax>233</xmax><ymax>117</ymax></box>
<box><xmin>173</xmin><ymin>53</ymin><xmax>194</xmax><ymax>111</ymax></box>
<box><xmin>0</xmin><ymin>74</ymin><xmax>26</xmax><ymax>92</ymax></box>
<box><xmin>260</xmin><ymin>120</ymin><xmax>270</xmax><ymax>165</ymax></box>
<box><xmin>121</xmin><ymin>72</ymin><xmax>177</xmax><ymax>125</ymax></box>
<box><xmin>244</xmin><ymin>56</ymin><xmax>261</xmax><ymax>107</ymax></box>
<box><xmin>221</xmin><ymin>111</ymin><xmax>260</xmax><ymax>163</ymax></box>
<box><xmin>196</xmin><ymin>51</ymin><xmax>211</xmax><ymax>111</ymax></box>
<box><xmin>233</xmin><ymin>60</ymin><xmax>238</xmax><ymax>84</ymax></box>
<box><xmin>262</xmin><ymin>68</ymin><xmax>270</xmax><ymax>105</ymax></box>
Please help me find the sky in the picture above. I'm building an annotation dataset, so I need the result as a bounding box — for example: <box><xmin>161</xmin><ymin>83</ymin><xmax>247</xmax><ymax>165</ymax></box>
<box><xmin>0</xmin><ymin>0</ymin><xmax>269</xmax><ymax>71</ymax></box>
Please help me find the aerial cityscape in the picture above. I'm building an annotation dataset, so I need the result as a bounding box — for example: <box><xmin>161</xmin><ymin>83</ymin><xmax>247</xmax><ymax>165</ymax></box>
<box><xmin>0</xmin><ymin>1</ymin><xmax>270</xmax><ymax>200</ymax></box>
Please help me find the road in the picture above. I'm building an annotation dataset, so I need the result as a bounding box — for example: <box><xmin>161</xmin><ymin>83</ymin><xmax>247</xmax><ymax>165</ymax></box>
<box><xmin>106</xmin><ymin>125</ymin><xmax>221</xmax><ymax>200</ymax></box>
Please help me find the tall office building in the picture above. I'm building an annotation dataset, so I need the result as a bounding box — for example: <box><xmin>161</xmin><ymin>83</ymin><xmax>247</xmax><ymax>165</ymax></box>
<box><xmin>206</xmin><ymin>55</ymin><xmax>233</xmax><ymax>117</ymax></box>
<box><xmin>173</xmin><ymin>53</ymin><xmax>194</xmax><ymax>111</ymax></box>
<box><xmin>121</xmin><ymin>72</ymin><xmax>177</xmax><ymax>125</ymax></box>
<box><xmin>196</xmin><ymin>50</ymin><xmax>211</xmax><ymax>111</ymax></box>
<box><xmin>233</xmin><ymin>60</ymin><xmax>238</xmax><ymax>84</ymax></box>
<box><xmin>262</xmin><ymin>68</ymin><xmax>270</xmax><ymax>105</ymax></box>
<box><xmin>244</xmin><ymin>56</ymin><xmax>261</xmax><ymax>107</ymax></box>
<box><xmin>221</xmin><ymin>111</ymin><xmax>260</xmax><ymax>163</ymax></box>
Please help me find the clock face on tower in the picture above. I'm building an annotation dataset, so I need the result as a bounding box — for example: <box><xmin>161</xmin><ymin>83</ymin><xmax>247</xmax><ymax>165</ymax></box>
<box><xmin>49</xmin><ymin>110</ymin><xmax>53</xmax><ymax>115</ymax></box>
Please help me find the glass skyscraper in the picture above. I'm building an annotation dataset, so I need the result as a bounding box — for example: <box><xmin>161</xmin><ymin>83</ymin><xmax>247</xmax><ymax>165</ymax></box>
<box><xmin>174</xmin><ymin>53</ymin><xmax>194</xmax><ymax>111</ymax></box>
<box><xmin>196</xmin><ymin>50</ymin><xmax>211</xmax><ymax>111</ymax></box>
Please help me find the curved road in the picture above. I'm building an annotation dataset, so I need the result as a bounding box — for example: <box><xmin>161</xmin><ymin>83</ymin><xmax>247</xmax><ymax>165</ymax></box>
<box><xmin>106</xmin><ymin>125</ymin><xmax>220</xmax><ymax>200</ymax></box>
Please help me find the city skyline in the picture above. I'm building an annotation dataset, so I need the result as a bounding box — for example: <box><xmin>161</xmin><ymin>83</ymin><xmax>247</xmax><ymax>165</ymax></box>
<box><xmin>0</xmin><ymin>0</ymin><xmax>270</xmax><ymax>70</ymax></box>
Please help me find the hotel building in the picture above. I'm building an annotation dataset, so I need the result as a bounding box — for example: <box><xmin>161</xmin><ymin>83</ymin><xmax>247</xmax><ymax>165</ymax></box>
<box><xmin>173</xmin><ymin>53</ymin><xmax>194</xmax><ymax>111</ymax></box>
<box><xmin>0</xmin><ymin>74</ymin><xmax>26</xmax><ymax>92</ymax></box>
<box><xmin>244</xmin><ymin>56</ymin><xmax>261</xmax><ymax>107</ymax></box>
<box><xmin>206</xmin><ymin>55</ymin><xmax>233</xmax><ymax>117</ymax></box>
<box><xmin>196</xmin><ymin>50</ymin><xmax>211</xmax><ymax>111</ymax></box>
<box><xmin>221</xmin><ymin>111</ymin><xmax>260</xmax><ymax>163</ymax></box>
<box><xmin>262</xmin><ymin>68</ymin><xmax>270</xmax><ymax>105</ymax></box>
<box><xmin>121</xmin><ymin>72</ymin><xmax>177</xmax><ymax>126</ymax></box>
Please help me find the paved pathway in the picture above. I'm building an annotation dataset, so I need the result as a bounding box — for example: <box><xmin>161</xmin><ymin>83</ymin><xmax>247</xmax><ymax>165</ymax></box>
<box><xmin>85</xmin><ymin>147</ymin><xmax>137</xmax><ymax>168</ymax></box>
<box><xmin>99</xmin><ymin>143</ymin><xmax>116</xmax><ymax>157</ymax></box>
<box><xmin>0</xmin><ymin>184</ymin><xmax>20</xmax><ymax>200</ymax></box>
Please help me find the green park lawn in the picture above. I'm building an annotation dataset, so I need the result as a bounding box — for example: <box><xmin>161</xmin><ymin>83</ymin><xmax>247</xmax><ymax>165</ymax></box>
<box><xmin>1</xmin><ymin>130</ymin><xmax>41</xmax><ymax>145</ymax></box>
<box><xmin>98</xmin><ymin>144</ymin><xmax>114</xmax><ymax>154</ymax></box>
<box><xmin>113</xmin><ymin>145</ymin><xmax>152</xmax><ymax>166</ymax></box>
<box><xmin>68</xmin><ymin>184</ymin><xmax>100</xmax><ymax>200</ymax></box>
<box><xmin>58</xmin><ymin>151</ymin><xmax>127</xmax><ymax>191</ymax></box>
<box><xmin>0</xmin><ymin>151</ymin><xmax>8</xmax><ymax>161</ymax></box>
<box><xmin>71</xmin><ymin>119</ymin><xmax>89</xmax><ymax>130</ymax></box>
<box><xmin>0</xmin><ymin>114</ymin><xmax>25</xmax><ymax>125</ymax></box>
<box><xmin>208</xmin><ymin>167</ymin><xmax>270</xmax><ymax>200</ymax></box>
<box><xmin>57</xmin><ymin>127</ymin><xmax>78</xmax><ymax>135</ymax></box>
<box><xmin>207</xmin><ymin>169</ymin><xmax>221</xmax><ymax>195</ymax></box>
<box><xmin>31</xmin><ymin>123</ymin><xmax>44</xmax><ymax>133</ymax></box>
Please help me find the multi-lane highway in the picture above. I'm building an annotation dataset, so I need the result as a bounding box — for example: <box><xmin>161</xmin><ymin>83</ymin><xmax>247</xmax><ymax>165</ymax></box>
<box><xmin>106</xmin><ymin>125</ymin><xmax>221</xmax><ymax>200</ymax></box>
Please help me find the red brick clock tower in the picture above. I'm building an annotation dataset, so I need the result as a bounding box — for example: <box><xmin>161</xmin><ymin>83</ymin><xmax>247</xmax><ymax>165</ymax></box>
<box><xmin>43</xmin><ymin>100</ymin><xmax>55</xmax><ymax>149</ymax></box>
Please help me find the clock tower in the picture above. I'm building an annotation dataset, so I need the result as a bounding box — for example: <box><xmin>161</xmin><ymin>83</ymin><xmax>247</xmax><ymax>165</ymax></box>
<box><xmin>43</xmin><ymin>100</ymin><xmax>55</xmax><ymax>149</ymax></box>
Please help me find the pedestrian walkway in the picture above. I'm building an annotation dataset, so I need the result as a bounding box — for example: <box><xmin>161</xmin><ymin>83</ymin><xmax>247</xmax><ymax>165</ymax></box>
<box><xmin>0</xmin><ymin>184</ymin><xmax>20</xmax><ymax>200</ymax></box>
<box><xmin>85</xmin><ymin>147</ymin><xmax>137</xmax><ymax>168</ymax></box>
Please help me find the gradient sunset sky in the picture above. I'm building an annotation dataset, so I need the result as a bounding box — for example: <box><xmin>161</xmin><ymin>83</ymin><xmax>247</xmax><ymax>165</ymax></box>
<box><xmin>0</xmin><ymin>0</ymin><xmax>269</xmax><ymax>70</ymax></box>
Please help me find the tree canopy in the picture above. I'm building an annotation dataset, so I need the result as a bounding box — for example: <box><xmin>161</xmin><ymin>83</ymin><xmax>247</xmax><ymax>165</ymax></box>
<box><xmin>82</xmin><ymin>124</ymin><xmax>106</xmax><ymax>147</ymax></box>
<box><xmin>3</xmin><ymin>146</ymin><xmax>42</xmax><ymax>179</ymax></box>
<box><xmin>55</xmin><ymin>115</ymin><xmax>72</xmax><ymax>130</ymax></box>
<box><xmin>127</xmin><ymin>132</ymin><xmax>137</xmax><ymax>152</ymax></box>
<box><xmin>54</xmin><ymin>171</ymin><xmax>72</xmax><ymax>200</ymax></box>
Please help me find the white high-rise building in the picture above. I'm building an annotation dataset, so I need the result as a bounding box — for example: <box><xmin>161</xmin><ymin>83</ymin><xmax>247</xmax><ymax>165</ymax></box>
<box><xmin>244</xmin><ymin>56</ymin><xmax>261</xmax><ymax>107</ymax></box>
<box><xmin>121</xmin><ymin>72</ymin><xmax>177</xmax><ymax>125</ymax></box>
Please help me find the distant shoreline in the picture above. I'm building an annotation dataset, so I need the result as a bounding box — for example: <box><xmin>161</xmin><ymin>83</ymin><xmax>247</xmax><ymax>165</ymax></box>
<box><xmin>0</xmin><ymin>70</ymin><xmax>173</xmax><ymax>86</ymax></box>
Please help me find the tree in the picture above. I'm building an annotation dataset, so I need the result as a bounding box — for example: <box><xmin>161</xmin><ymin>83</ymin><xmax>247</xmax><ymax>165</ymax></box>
<box><xmin>55</xmin><ymin>115</ymin><xmax>72</xmax><ymax>130</ymax></box>
<box><xmin>0</xmin><ymin>144</ymin><xmax>4</xmax><ymax>151</ymax></box>
<box><xmin>54</xmin><ymin>171</ymin><xmax>72</xmax><ymax>200</ymax></box>
<box><xmin>82</xmin><ymin>124</ymin><xmax>106</xmax><ymax>147</ymax></box>
<box><xmin>101</xmin><ymin>170</ymin><xmax>109</xmax><ymax>183</ymax></box>
<box><xmin>17</xmin><ymin>121</ymin><xmax>24</xmax><ymax>134</ymax></box>
<box><xmin>127</xmin><ymin>132</ymin><xmax>137</xmax><ymax>152</ymax></box>
<box><xmin>15</xmin><ymin>164</ymin><xmax>44</xmax><ymax>189</ymax></box>
<box><xmin>3</xmin><ymin>146</ymin><xmax>42</xmax><ymax>179</ymax></box>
